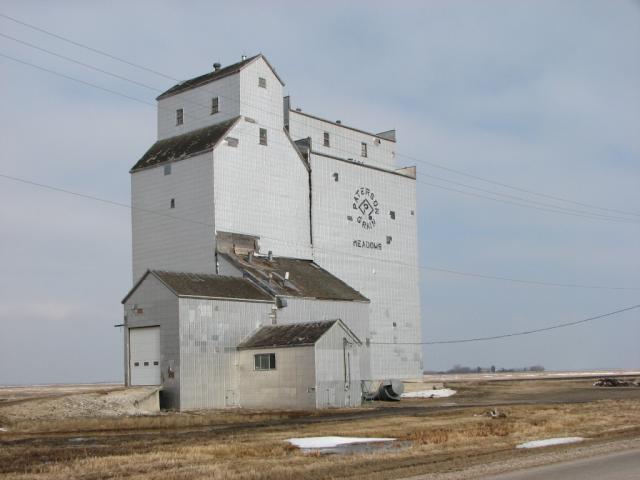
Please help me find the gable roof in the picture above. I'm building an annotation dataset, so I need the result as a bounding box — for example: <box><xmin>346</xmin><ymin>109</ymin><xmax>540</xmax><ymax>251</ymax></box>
<box><xmin>131</xmin><ymin>117</ymin><xmax>239</xmax><ymax>172</ymax></box>
<box><xmin>122</xmin><ymin>270</ymin><xmax>273</xmax><ymax>304</ymax></box>
<box><xmin>156</xmin><ymin>54</ymin><xmax>284</xmax><ymax>100</ymax></box>
<box><xmin>237</xmin><ymin>320</ymin><xmax>341</xmax><ymax>349</ymax></box>
<box><xmin>218</xmin><ymin>251</ymin><xmax>369</xmax><ymax>302</ymax></box>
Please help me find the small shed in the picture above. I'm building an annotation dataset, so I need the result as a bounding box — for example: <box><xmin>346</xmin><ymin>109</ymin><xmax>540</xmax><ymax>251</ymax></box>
<box><xmin>237</xmin><ymin>320</ymin><xmax>363</xmax><ymax>409</ymax></box>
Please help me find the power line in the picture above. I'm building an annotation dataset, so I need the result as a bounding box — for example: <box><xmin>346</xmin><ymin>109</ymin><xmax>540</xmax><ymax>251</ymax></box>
<box><xmin>370</xmin><ymin>304</ymin><xmax>640</xmax><ymax>345</ymax></box>
<box><xmin>2</xmin><ymin>11</ymin><xmax>638</xmax><ymax>220</ymax></box>
<box><xmin>0</xmin><ymin>12</ymin><xmax>174</xmax><ymax>80</ymax></box>
<box><xmin>0</xmin><ymin>32</ymin><xmax>161</xmax><ymax>92</ymax></box>
<box><xmin>1</xmin><ymin>48</ymin><xmax>636</xmax><ymax>227</ymax></box>
<box><xmin>424</xmin><ymin>266</ymin><xmax>640</xmax><ymax>291</ymax></box>
<box><xmin>2</xmin><ymin>172</ymin><xmax>639</xmax><ymax>291</ymax></box>
<box><xmin>402</xmin><ymin>153</ymin><xmax>640</xmax><ymax>219</ymax></box>
<box><xmin>417</xmin><ymin>171</ymin><xmax>637</xmax><ymax>223</ymax></box>
<box><xmin>0</xmin><ymin>52</ymin><xmax>155</xmax><ymax>107</ymax></box>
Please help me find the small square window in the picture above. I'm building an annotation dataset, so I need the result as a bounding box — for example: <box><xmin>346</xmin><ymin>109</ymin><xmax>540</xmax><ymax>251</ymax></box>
<box><xmin>332</xmin><ymin>172</ymin><xmax>339</xmax><ymax>182</ymax></box>
<box><xmin>153</xmin><ymin>361</ymin><xmax>159</xmax><ymax>366</ymax></box>
<box><xmin>254</xmin><ymin>353</ymin><xmax>276</xmax><ymax>370</ymax></box>
<box><xmin>390</xmin><ymin>211</ymin><xmax>395</xmax><ymax>220</ymax></box>
<box><xmin>392</xmin><ymin>322</ymin><xmax>397</xmax><ymax>328</ymax></box>
<box><xmin>386</xmin><ymin>235</ymin><xmax>392</xmax><ymax>245</ymax></box>
<box><xmin>347</xmin><ymin>215</ymin><xmax>353</xmax><ymax>221</ymax></box>
<box><xmin>258</xmin><ymin>77</ymin><xmax>267</xmax><ymax>88</ymax></box>
<box><xmin>259</xmin><ymin>128</ymin><xmax>267</xmax><ymax>145</ymax></box>
<box><xmin>361</xmin><ymin>142</ymin><xmax>368</xmax><ymax>157</ymax></box>
<box><xmin>410</xmin><ymin>210</ymin><xmax>415</xmax><ymax>216</ymax></box>
<box><xmin>323</xmin><ymin>132</ymin><xmax>330</xmax><ymax>147</ymax></box>
<box><xmin>134</xmin><ymin>362</ymin><xmax>139</xmax><ymax>367</ymax></box>
<box><xmin>164</xmin><ymin>164</ymin><xmax>171</xmax><ymax>176</ymax></box>
<box><xmin>143</xmin><ymin>361</ymin><xmax>149</xmax><ymax>366</ymax></box>
<box><xmin>176</xmin><ymin>108</ymin><xmax>183</xmax><ymax>125</ymax></box>
<box><xmin>211</xmin><ymin>97</ymin><xmax>219</xmax><ymax>114</ymax></box>
<box><xmin>170</xmin><ymin>198</ymin><xmax>175</xmax><ymax>209</ymax></box>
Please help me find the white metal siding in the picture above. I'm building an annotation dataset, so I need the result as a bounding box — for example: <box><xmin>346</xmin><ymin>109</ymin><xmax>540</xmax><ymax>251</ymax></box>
<box><xmin>178</xmin><ymin>297</ymin><xmax>273</xmax><ymax>410</ymax></box>
<box><xmin>213</xmin><ymin>119</ymin><xmax>312</xmax><ymax>259</ymax></box>
<box><xmin>288</xmin><ymin>110</ymin><xmax>396</xmax><ymax>169</ymax></box>
<box><xmin>315</xmin><ymin>322</ymin><xmax>362</xmax><ymax>408</ymax></box>
<box><xmin>129</xmin><ymin>326</ymin><xmax>161</xmax><ymax>385</ymax></box>
<box><xmin>275</xmin><ymin>298</ymin><xmax>370</xmax><ymax>379</ymax></box>
<box><xmin>131</xmin><ymin>151</ymin><xmax>216</xmax><ymax>282</ymax></box>
<box><xmin>238</xmin><ymin>57</ymin><xmax>284</xmax><ymax>131</ymax></box>
<box><xmin>157</xmin><ymin>72</ymin><xmax>241</xmax><ymax>140</ymax></box>
<box><xmin>124</xmin><ymin>274</ymin><xmax>180</xmax><ymax>407</ymax></box>
<box><xmin>310</xmin><ymin>154</ymin><xmax>422</xmax><ymax>379</ymax></box>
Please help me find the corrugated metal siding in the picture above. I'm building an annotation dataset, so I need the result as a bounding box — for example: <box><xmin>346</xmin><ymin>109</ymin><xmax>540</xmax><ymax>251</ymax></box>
<box><xmin>275</xmin><ymin>298</ymin><xmax>370</xmax><ymax>379</ymax></box>
<box><xmin>131</xmin><ymin>151</ymin><xmax>216</xmax><ymax>282</ymax></box>
<box><xmin>237</xmin><ymin>346</ymin><xmax>316</xmax><ymax>409</ymax></box>
<box><xmin>287</xmin><ymin>110</ymin><xmax>396</xmax><ymax>169</ymax></box>
<box><xmin>178</xmin><ymin>297</ymin><xmax>272</xmax><ymax>410</ymax></box>
<box><xmin>123</xmin><ymin>274</ymin><xmax>181</xmax><ymax>408</ymax></box>
<box><xmin>310</xmin><ymin>154</ymin><xmax>422</xmax><ymax>379</ymax></box>
<box><xmin>213</xmin><ymin>120</ymin><xmax>312</xmax><ymax>260</ymax></box>
<box><xmin>315</xmin><ymin>323</ymin><xmax>362</xmax><ymax>408</ymax></box>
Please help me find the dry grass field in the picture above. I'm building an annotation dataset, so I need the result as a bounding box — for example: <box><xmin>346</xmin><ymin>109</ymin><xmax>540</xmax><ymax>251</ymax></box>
<box><xmin>1</xmin><ymin>377</ymin><xmax>639</xmax><ymax>479</ymax></box>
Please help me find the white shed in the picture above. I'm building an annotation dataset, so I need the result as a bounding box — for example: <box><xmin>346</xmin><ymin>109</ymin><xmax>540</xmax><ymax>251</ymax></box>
<box><xmin>237</xmin><ymin>320</ymin><xmax>363</xmax><ymax>409</ymax></box>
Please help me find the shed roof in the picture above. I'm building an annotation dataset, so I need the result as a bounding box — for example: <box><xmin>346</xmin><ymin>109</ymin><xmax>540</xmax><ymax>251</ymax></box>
<box><xmin>122</xmin><ymin>270</ymin><xmax>272</xmax><ymax>303</ymax></box>
<box><xmin>131</xmin><ymin>117</ymin><xmax>239</xmax><ymax>172</ymax></box>
<box><xmin>219</xmin><ymin>252</ymin><xmax>369</xmax><ymax>302</ymax></box>
<box><xmin>237</xmin><ymin>320</ymin><xmax>339</xmax><ymax>349</ymax></box>
<box><xmin>156</xmin><ymin>54</ymin><xmax>284</xmax><ymax>100</ymax></box>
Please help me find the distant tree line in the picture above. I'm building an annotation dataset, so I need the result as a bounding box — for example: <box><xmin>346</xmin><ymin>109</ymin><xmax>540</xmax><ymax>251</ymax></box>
<box><xmin>425</xmin><ymin>364</ymin><xmax>545</xmax><ymax>374</ymax></box>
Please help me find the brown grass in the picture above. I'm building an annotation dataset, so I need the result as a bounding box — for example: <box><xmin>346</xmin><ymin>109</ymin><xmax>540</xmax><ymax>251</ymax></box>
<box><xmin>1</xmin><ymin>399</ymin><xmax>640</xmax><ymax>479</ymax></box>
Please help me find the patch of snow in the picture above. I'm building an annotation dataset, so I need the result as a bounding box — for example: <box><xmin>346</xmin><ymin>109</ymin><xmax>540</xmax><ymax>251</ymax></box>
<box><xmin>0</xmin><ymin>427</ymin><xmax>8</xmax><ymax>432</ymax></box>
<box><xmin>402</xmin><ymin>388</ymin><xmax>457</xmax><ymax>399</ymax></box>
<box><xmin>287</xmin><ymin>436</ymin><xmax>395</xmax><ymax>449</ymax></box>
<box><xmin>516</xmin><ymin>437</ymin><xmax>585</xmax><ymax>449</ymax></box>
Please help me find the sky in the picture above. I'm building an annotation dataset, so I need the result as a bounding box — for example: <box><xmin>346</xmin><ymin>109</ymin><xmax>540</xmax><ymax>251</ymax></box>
<box><xmin>0</xmin><ymin>0</ymin><xmax>638</xmax><ymax>384</ymax></box>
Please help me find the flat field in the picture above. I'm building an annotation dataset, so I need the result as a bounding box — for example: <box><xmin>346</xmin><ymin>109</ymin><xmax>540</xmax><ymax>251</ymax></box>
<box><xmin>1</xmin><ymin>375</ymin><xmax>639</xmax><ymax>479</ymax></box>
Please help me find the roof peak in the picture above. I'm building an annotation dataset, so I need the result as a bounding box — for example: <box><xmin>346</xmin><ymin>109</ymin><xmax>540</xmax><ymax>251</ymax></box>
<box><xmin>156</xmin><ymin>54</ymin><xmax>283</xmax><ymax>100</ymax></box>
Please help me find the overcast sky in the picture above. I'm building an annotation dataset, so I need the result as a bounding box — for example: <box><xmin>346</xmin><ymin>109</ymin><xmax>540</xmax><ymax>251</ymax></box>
<box><xmin>1</xmin><ymin>1</ymin><xmax>638</xmax><ymax>385</ymax></box>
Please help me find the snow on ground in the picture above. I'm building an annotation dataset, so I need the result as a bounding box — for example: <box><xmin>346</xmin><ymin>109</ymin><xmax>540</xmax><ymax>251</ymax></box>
<box><xmin>516</xmin><ymin>437</ymin><xmax>585</xmax><ymax>449</ymax></box>
<box><xmin>402</xmin><ymin>388</ymin><xmax>457</xmax><ymax>399</ymax></box>
<box><xmin>287</xmin><ymin>436</ymin><xmax>396</xmax><ymax>449</ymax></box>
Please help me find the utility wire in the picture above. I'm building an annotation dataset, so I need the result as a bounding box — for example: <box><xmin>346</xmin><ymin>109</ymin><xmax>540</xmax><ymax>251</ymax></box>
<box><xmin>2</xmin><ymin>11</ymin><xmax>638</xmax><ymax>220</ymax></box>
<box><xmin>1</xmin><ymin>49</ymin><xmax>636</xmax><ymax>226</ymax></box>
<box><xmin>370</xmin><ymin>304</ymin><xmax>640</xmax><ymax>345</ymax></box>
<box><xmin>2</xmin><ymin>172</ymin><xmax>639</xmax><ymax>291</ymax></box>
<box><xmin>0</xmin><ymin>12</ymin><xmax>174</xmax><ymax>80</ymax></box>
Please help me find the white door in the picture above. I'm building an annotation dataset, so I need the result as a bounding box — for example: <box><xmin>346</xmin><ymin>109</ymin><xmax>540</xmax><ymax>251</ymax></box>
<box><xmin>129</xmin><ymin>326</ymin><xmax>161</xmax><ymax>385</ymax></box>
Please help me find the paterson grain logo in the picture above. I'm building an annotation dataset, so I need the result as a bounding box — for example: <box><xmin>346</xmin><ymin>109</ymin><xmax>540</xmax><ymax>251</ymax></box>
<box><xmin>352</xmin><ymin>187</ymin><xmax>380</xmax><ymax>230</ymax></box>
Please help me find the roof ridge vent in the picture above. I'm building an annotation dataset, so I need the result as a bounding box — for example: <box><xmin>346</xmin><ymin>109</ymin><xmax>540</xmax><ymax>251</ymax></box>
<box><xmin>213</xmin><ymin>62</ymin><xmax>221</xmax><ymax>71</ymax></box>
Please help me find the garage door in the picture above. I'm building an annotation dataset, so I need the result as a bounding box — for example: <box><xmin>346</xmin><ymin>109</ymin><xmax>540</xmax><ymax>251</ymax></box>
<box><xmin>129</xmin><ymin>326</ymin><xmax>161</xmax><ymax>385</ymax></box>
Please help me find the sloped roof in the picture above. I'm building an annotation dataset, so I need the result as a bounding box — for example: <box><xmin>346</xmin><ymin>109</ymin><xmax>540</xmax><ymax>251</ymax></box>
<box><xmin>131</xmin><ymin>117</ymin><xmax>239</xmax><ymax>172</ymax></box>
<box><xmin>219</xmin><ymin>252</ymin><xmax>369</xmax><ymax>302</ymax></box>
<box><xmin>122</xmin><ymin>270</ymin><xmax>272</xmax><ymax>303</ymax></box>
<box><xmin>237</xmin><ymin>320</ymin><xmax>338</xmax><ymax>349</ymax></box>
<box><xmin>156</xmin><ymin>54</ymin><xmax>284</xmax><ymax>100</ymax></box>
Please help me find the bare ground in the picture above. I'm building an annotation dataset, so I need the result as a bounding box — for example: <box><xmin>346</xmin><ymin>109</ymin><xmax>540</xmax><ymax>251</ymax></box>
<box><xmin>1</xmin><ymin>377</ymin><xmax>639</xmax><ymax>479</ymax></box>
